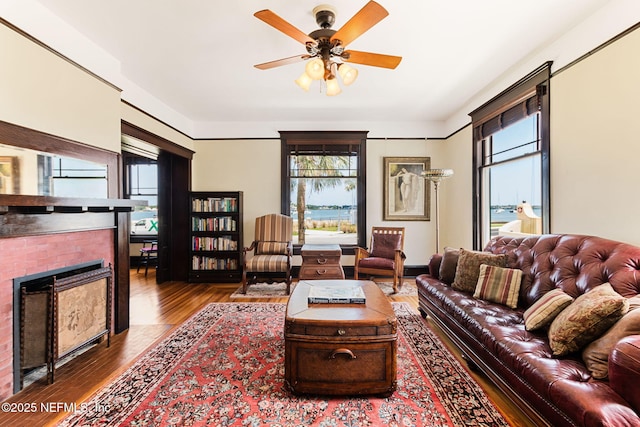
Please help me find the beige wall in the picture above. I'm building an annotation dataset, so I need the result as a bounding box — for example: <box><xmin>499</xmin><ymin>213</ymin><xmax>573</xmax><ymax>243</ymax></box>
<box><xmin>550</xmin><ymin>27</ymin><xmax>640</xmax><ymax>245</ymax></box>
<box><xmin>192</xmin><ymin>138</ymin><xmax>447</xmax><ymax>266</ymax></box>
<box><xmin>120</xmin><ymin>103</ymin><xmax>194</xmax><ymax>152</ymax></box>
<box><xmin>0</xmin><ymin>23</ymin><xmax>121</xmax><ymax>153</ymax></box>
<box><xmin>439</xmin><ymin>26</ymin><xmax>640</xmax><ymax>249</ymax></box>
<box><xmin>440</xmin><ymin>126</ymin><xmax>474</xmax><ymax>250</ymax></box>
<box><xmin>192</xmin><ymin>139</ymin><xmax>282</xmax><ymax>250</ymax></box>
<box><xmin>366</xmin><ymin>139</ymin><xmax>443</xmax><ymax>265</ymax></box>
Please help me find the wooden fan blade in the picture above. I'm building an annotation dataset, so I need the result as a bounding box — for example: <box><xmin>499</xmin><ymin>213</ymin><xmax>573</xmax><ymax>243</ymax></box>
<box><xmin>343</xmin><ymin>50</ymin><xmax>402</xmax><ymax>69</ymax></box>
<box><xmin>330</xmin><ymin>1</ymin><xmax>388</xmax><ymax>47</ymax></box>
<box><xmin>254</xmin><ymin>10</ymin><xmax>315</xmax><ymax>45</ymax></box>
<box><xmin>254</xmin><ymin>55</ymin><xmax>311</xmax><ymax>70</ymax></box>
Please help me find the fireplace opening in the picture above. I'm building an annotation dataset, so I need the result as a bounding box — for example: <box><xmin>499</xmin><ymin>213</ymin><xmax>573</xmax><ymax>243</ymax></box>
<box><xmin>12</xmin><ymin>260</ymin><xmax>112</xmax><ymax>393</ymax></box>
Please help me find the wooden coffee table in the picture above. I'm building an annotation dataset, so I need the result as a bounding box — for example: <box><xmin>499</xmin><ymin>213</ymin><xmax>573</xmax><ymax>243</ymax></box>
<box><xmin>284</xmin><ymin>280</ymin><xmax>397</xmax><ymax>396</ymax></box>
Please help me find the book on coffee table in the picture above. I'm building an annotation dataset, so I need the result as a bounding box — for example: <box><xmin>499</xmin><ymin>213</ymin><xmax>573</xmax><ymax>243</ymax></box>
<box><xmin>307</xmin><ymin>284</ymin><xmax>366</xmax><ymax>304</ymax></box>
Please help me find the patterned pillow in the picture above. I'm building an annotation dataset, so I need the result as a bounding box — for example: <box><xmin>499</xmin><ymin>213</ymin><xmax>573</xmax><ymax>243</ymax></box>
<box><xmin>473</xmin><ymin>264</ymin><xmax>522</xmax><ymax>308</ymax></box>
<box><xmin>582</xmin><ymin>308</ymin><xmax>640</xmax><ymax>379</ymax></box>
<box><xmin>452</xmin><ymin>249</ymin><xmax>507</xmax><ymax>293</ymax></box>
<box><xmin>523</xmin><ymin>289</ymin><xmax>574</xmax><ymax>331</ymax></box>
<box><xmin>548</xmin><ymin>283</ymin><xmax>630</xmax><ymax>356</ymax></box>
<box><xmin>439</xmin><ymin>247</ymin><xmax>460</xmax><ymax>285</ymax></box>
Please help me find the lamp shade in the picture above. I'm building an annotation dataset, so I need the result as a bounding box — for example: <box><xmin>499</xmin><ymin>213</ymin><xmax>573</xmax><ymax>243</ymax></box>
<box><xmin>295</xmin><ymin>72</ymin><xmax>313</xmax><ymax>91</ymax></box>
<box><xmin>305</xmin><ymin>58</ymin><xmax>325</xmax><ymax>80</ymax></box>
<box><xmin>422</xmin><ymin>169</ymin><xmax>454</xmax><ymax>183</ymax></box>
<box><xmin>338</xmin><ymin>63</ymin><xmax>358</xmax><ymax>86</ymax></box>
<box><xmin>325</xmin><ymin>77</ymin><xmax>341</xmax><ymax>96</ymax></box>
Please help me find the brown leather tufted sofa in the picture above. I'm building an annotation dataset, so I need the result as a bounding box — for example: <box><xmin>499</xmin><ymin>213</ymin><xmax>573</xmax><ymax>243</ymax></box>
<box><xmin>416</xmin><ymin>234</ymin><xmax>640</xmax><ymax>427</ymax></box>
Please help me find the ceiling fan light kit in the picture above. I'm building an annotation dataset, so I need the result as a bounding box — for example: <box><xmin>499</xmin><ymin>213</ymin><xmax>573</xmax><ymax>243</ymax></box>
<box><xmin>254</xmin><ymin>1</ymin><xmax>401</xmax><ymax>96</ymax></box>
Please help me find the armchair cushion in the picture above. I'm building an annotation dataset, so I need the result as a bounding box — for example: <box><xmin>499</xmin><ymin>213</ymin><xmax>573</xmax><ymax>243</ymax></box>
<box><xmin>370</xmin><ymin>233</ymin><xmax>403</xmax><ymax>259</ymax></box>
<box><xmin>257</xmin><ymin>241</ymin><xmax>289</xmax><ymax>255</ymax></box>
<box><xmin>358</xmin><ymin>257</ymin><xmax>395</xmax><ymax>270</ymax></box>
<box><xmin>245</xmin><ymin>254</ymin><xmax>290</xmax><ymax>273</ymax></box>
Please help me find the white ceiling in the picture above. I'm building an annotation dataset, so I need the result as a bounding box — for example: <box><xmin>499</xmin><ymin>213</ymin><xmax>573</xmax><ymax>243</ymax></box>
<box><xmin>10</xmin><ymin>1</ymin><xmax>639</xmax><ymax>138</ymax></box>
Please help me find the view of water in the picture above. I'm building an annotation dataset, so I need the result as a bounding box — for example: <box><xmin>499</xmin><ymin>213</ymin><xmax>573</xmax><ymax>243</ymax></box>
<box><xmin>293</xmin><ymin>208</ymin><xmax>356</xmax><ymax>223</ymax></box>
<box><xmin>491</xmin><ymin>206</ymin><xmax>542</xmax><ymax>223</ymax></box>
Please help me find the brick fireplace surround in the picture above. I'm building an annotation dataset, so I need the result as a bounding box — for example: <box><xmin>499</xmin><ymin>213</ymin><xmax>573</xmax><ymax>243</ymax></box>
<box><xmin>0</xmin><ymin>230</ymin><xmax>115</xmax><ymax>400</ymax></box>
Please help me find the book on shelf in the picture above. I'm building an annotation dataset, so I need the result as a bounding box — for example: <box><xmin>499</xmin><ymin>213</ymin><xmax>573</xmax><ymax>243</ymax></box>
<box><xmin>307</xmin><ymin>284</ymin><xmax>366</xmax><ymax>304</ymax></box>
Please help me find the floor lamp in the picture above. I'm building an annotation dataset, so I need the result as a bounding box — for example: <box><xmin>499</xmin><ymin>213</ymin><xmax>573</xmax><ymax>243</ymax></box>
<box><xmin>422</xmin><ymin>168</ymin><xmax>454</xmax><ymax>253</ymax></box>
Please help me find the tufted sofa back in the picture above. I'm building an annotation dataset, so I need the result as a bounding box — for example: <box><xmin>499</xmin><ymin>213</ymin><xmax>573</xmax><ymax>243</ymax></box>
<box><xmin>484</xmin><ymin>234</ymin><xmax>640</xmax><ymax>308</ymax></box>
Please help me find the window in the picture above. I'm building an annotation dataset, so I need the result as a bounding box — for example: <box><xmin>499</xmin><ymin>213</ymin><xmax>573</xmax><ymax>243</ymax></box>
<box><xmin>43</xmin><ymin>155</ymin><xmax>108</xmax><ymax>198</ymax></box>
<box><xmin>123</xmin><ymin>155</ymin><xmax>158</xmax><ymax>236</ymax></box>
<box><xmin>471</xmin><ymin>63</ymin><xmax>551</xmax><ymax>248</ymax></box>
<box><xmin>281</xmin><ymin>131</ymin><xmax>367</xmax><ymax>250</ymax></box>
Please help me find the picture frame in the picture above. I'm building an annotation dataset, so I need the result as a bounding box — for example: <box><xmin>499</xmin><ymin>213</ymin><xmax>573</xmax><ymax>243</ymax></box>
<box><xmin>383</xmin><ymin>157</ymin><xmax>430</xmax><ymax>221</ymax></box>
<box><xmin>0</xmin><ymin>156</ymin><xmax>19</xmax><ymax>195</ymax></box>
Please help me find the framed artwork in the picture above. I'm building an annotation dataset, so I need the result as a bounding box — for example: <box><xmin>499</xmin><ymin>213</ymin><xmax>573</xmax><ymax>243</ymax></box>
<box><xmin>0</xmin><ymin>156</ymin><xmax>19</xmax><ymax>195</ymax></box>
<box><xmin>383</xmin><ymin>157</ymin><xmax>430</xmax><ymax>221</ymax></box>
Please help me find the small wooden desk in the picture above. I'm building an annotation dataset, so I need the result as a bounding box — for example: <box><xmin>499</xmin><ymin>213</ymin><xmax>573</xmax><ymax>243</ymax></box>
<box><xmin>299</xmin><ymin>244</ymin><xmax>345</xmax><ymax>280</ymax></box>
<box><xmin>284</xmin><ymin>280</ymin><xmax>397</xmax><ymax>396</ymax></box>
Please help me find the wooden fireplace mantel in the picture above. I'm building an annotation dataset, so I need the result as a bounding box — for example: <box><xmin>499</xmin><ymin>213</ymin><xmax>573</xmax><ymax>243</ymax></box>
<box><xmin>1</xmin><ymin>194</ymin><xmax>146</xmax><ymax>335</ymax></box>
<box><xmin>0</xmin><ymin>194</ymin><xmax>145</xmax><ymax>214</ymax></box>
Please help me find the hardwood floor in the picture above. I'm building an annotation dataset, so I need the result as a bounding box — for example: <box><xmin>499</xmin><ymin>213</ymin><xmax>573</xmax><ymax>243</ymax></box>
<box><xmin>1</xmin><ymin>271</ymin><xmax>536</xmax><ymax>426</ymax></box>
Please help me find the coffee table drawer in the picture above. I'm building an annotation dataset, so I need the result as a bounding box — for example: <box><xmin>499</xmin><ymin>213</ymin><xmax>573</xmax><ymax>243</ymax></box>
<box><xmin>285</xmin><ymin>339</ymin><xmax>397</xmax><ymax>396</ymax></box>
<box><xmin>288</xmin><ymin>323</ymin><xmax>395</xmax><ymax>337</ymax></box>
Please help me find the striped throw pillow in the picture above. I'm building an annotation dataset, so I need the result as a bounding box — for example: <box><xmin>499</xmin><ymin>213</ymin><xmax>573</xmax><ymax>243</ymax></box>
<box><xmin>524</xmin><ymin>289</ymin><xmax>574</xmax><ymax>331</ymax></box>
<box><xmin>473</xmin><ymin>264</ymin><xmax>522</xmax><ymax>309</ymax></box>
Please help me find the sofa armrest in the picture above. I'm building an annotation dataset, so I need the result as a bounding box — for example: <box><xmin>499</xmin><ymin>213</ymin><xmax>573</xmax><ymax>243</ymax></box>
<box><xmin>428</xmin><ymin>253</ymin><xmax>443</xmax><ymax>279</ymax></box>
<box><xmin>609</xmin><ymin>335</ymin><xmax>640</xmax><ymax>413</ymax></box>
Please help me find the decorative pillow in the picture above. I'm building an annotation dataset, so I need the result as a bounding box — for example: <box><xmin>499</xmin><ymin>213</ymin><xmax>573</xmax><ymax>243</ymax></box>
<box><xmin>548</xmin><ymin>283</ymin><xmax>630</xmax><ymax>356</ymax></box>
<box><xmin>523</xmin><ymin>289</ymin><xmax>574</xmax><ymax>331</ymax></box>
<box><xmin>257</xmin><ymin>241</ymin><xmax>289</xmax><ymax>255</ymax></box>
<box><xmin>582</xmin><ymin>308</ymin><xmax>640</xmax><ymax>379</ymax></box>
<box><xmin>473</xmin><ymin>264</ymin><xmax>522</xmax><ymax>308</ymax></box>
<box><xmin>439</xmin><ymin>247</ymin><xmax>460</xmax><ymax>285</ymax></box>
<box><xmin>628</xmin><ymin>295</ymin><xmax>640</xmax><ymax>311</ymax></box>
<box><xmin>452</xmin><ymin>249</ymin><xmax>507</xmax><ymax>293</ymax></box>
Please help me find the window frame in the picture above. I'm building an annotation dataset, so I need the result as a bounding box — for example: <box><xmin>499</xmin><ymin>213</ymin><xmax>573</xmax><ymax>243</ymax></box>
<box><xmin>470</xmin><ymin>62</ymin><xmax>551</xmax><ymax>249</ymax></box>
<box><xmin>280</xmin><ymin>131</ymin><xmax>367</xmax><ymax>253</ymax></box>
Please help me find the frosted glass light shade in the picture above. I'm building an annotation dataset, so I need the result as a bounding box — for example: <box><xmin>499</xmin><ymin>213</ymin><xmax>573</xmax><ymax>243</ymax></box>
<box><xmin>325</xmin><ymin>77</ymin><xmax>341</xmax><ymax>96</ymax></box>
<box><xmin>305</xmin><ymin>58</ymin><xmax>325</xmax><ymax>80</ymax></box>
<box><xmin>422</xmin><ymin>168</ymin><xmax>454</xmax><ymax>183</ymax></box>
<box><xmin>295</xmin><ymin>72</ymin><xmax>313</xmax><ymax>91</ymax></box>
<box><xmin>338</xmin><ymin>63</ymin><xmax>358</xmax><ymax>85</ymax></box>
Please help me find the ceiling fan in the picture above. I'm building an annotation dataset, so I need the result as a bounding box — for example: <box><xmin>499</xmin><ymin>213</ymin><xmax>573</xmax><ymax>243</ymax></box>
<box><xmin>254</xmin><ymin>1</ymin><xmax>402</xmax><ymax>95</ymax></box>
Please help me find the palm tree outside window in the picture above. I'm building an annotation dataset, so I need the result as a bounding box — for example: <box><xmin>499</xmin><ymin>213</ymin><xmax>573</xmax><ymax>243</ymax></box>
<box><xmin>280</xmin><ymin>131</ymin><xmax>367</xmax><ymax>251</ymax></box>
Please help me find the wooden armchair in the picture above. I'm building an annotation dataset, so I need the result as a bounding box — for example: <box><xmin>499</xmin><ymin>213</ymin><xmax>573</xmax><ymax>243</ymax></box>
<box><xmin>354</xmin><ymin>227</ymin><xmax>406</xmax><ymax>293</ymax></box>
<box><xmin>242</xmin><ymin>213</ymin><xmax>293</xmax><ymax>294</ymax></box>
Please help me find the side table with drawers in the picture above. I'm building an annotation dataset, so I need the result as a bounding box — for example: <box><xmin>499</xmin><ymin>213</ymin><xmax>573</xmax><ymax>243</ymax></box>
<box><xmin>299</xmin><ymin>244</ymin><xmax>345</xmax><ymax>280</ymax></box>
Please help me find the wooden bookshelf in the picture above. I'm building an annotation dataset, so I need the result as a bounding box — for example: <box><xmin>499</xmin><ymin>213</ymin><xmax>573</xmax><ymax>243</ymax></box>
<box><xmin>188</xmin><ymin>191</ymin><xmax>243</xmax><ymax>282</ymax></box>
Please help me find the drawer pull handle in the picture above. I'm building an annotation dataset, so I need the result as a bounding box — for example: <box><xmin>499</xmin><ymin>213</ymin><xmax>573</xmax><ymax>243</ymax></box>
<box><xmin>330</xmin><ymin>348</ymin><xmax>356</xmax><ymax>359</ymax></box>
<box><xmin>316</xmin><ymin>269</ymin><xmax>327</xmax><ymax>275</ymax></box>
<box><xmin>337</xmin><ymin>329</ymin><xmax>346</xmax><ymax>335</ymax></box>
<box><xmin>317</xmin><ymin>258</ymin><xmax>328</xmax><ymax>264</ymax></box>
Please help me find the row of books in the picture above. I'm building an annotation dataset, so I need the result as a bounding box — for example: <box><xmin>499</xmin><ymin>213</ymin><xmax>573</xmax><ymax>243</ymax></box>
<box><xmin>191</xmin><ymin>216</ymin><xmax>237</xmax><ymax>232</ymax></box>
<box><xmin>192</xmin><ymin>197</ymin><xmax>238</xmax><ymax>213</ymax></box>
<box><xmin>192</xmin><ymin>236</ymin><xmax>237</xmax><ymax>251</ymax></box>
<box><xmin>192</xmin><ymin>256</ymin><xmax>238</xmax><ymax>271</ymax></box>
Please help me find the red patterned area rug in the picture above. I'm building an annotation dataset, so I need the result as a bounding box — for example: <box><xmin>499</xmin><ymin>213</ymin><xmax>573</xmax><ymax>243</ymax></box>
<box><xmin>58</xmin><ymin>303</ymin><xmax>508</xmax><ymax>426</ymax></box>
